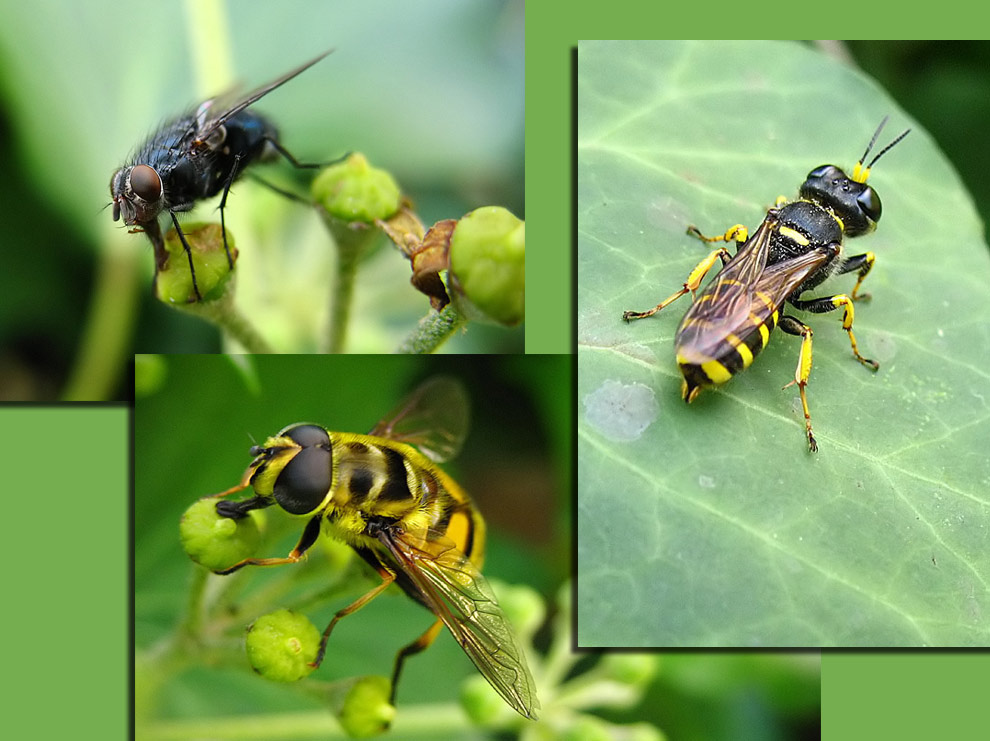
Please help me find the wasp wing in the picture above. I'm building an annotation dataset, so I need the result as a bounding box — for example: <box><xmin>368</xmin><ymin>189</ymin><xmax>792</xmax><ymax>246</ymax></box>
<box><xmin>194</xmin><ymin>50</ymin><xmax>332</xmax><ymax>143</ymax></box>
<box><xmin>676</xmin><ymin>215</ymin><xmax>778</xmax><ymax>359</ymax></box>
<box><xmin>374</xmin><ymin>527</ymin><xmax>540</xmax><ymax>720</ymax></box>
<box><xmin>677</xmin><ymin>216</ymin><xmax>835</xmax><ymax>361</ymax></box>
<box><xmin>368</xmin><ymin>377</ymin><xmax>469</xmax><ymax>463</ymax></box>
<box><xmin>753</xmin><ymin>246</ymin><xmax>833</xmax><ymax>301</ymax></box>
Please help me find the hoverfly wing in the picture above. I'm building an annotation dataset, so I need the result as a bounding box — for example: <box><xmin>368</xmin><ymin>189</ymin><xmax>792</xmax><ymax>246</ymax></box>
<box><xmin>376</xmin><ymin>528</ymin><xmax>540</xmax><ymax>720</ymax></box>
<box><xmin>369</xmin><ymin>377</ymin><xmax>469</xmax><ymax>463</ymax></box>
<box><xmin>194</xmin><ymin>50</ymin><xmax>333</xmax><ymax>145</ymax></box>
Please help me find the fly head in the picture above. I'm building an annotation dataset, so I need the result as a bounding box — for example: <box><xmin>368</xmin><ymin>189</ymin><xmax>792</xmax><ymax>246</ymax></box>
<box><xmin>110</xmin><ymin>164</ymin><xmax>165</xmax><ymax>225</ymax></box>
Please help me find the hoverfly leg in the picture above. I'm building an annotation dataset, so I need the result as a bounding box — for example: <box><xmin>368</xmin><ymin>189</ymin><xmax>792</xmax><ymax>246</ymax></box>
<box><xmin>312</xmin><ymin>567</ymin><xmax>397</xmax><ymax>668</ymax></box>
<box><xmin>213</xmin><ymin>513</ymin><xmax>321</xmax><ymax>575</ymax></box>
<box><xmin>168</xmin><ymin>211</ymin><xmax>204</xmax><ymax>301</ymax></box>
<box><xmin>389</xmin><ymin>620</ymin><xmax>444</xmax><ymax>706</ymax></box>
<box><xmin>215</xmin><ymin>494</ymin><xmax>273</xmax><ymax>520</ymax></box>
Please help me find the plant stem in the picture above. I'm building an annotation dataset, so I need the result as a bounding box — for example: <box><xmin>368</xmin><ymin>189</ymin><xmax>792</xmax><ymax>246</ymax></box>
<box><xmin>62</xmin><ymin>241</ymin><xmax>141</xmax><ymax>401</ymax></box>
<box><xmin>323</xmin><ymin>225</ymin><xmax>378</xmax><ymax>353</ymax></box>
<box><xmin>396</xmin><ymin>305</ymin><xmax>466</xmax><ymax>353</ymax></box>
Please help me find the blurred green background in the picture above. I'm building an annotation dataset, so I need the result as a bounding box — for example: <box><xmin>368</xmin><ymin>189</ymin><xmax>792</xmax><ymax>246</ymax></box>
<box><xmin>845</xmin><ymin>40</ymin><xmax>990</xmax><ymax>247</ymax></box>
<box><xmin>0</xmin><ymin>0</ymin><xmax>524</xmax><ymax>399</ymax></box>
<box><xmin>135</xmin><ymin>354</ymin><xmax>567</xmax><ymax>738</ymax></box>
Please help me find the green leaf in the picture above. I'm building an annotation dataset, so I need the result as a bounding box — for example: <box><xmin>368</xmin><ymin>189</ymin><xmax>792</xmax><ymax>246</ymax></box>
<box><xmin>578</xmin><ymin>41</ymin><xmax>990</xmax><ymax>647</ymax></box>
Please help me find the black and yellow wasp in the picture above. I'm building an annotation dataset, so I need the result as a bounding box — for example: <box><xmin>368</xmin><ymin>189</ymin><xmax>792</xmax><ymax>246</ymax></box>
<box><xmin>204</xmin><ymin>377</ymin><xmax>539</xmax><ymax>719</ymax></box>
<box><xmin>623</xmin><ymin>118</ymin><xmax>909</xmax><ymax>451</ymax></box>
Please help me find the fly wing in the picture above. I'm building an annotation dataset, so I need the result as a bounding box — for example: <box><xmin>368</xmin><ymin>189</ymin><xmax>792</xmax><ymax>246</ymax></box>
<box><xmin>374</xmin><ymin>527</ymin><xmax>540</xmax><ymax>720</ymax></box>
<box><xmin>676</xmin><ymin>215</ymin><xmax>777</xmax><ymax>358</ymax></box>
<box><xmin>194</xmin><ymin>50</ymin><xmax>332</xmax><ymax>143</ymax></box>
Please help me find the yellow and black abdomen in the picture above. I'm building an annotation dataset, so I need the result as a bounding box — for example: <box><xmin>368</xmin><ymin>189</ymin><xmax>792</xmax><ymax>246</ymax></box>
<box><xmin>328</xmin><ymin>433</ymin><xmax>486</xmax><ymax>568</ymax></box>
<box><xmin>674</xmin><ymin>280</ymin><xmax>781</xmax><ymax>403</ymax></box>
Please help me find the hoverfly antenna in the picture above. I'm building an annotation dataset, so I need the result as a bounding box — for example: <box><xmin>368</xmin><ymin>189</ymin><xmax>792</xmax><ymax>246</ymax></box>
<box><xmin>852</xmin><ymin>117</ymin><xmax>910</xmax><ymax>183</ymax></box>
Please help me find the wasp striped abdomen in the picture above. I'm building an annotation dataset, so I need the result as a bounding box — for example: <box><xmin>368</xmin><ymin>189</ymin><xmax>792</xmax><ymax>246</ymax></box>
<box><xmin>675</xmin><ymin>283</ymin><xmax>781</xmax><ymax>402</ymax></box>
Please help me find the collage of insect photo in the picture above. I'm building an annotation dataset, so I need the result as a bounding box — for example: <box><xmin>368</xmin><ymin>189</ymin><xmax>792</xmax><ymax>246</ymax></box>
<box><xmin>4</xmin><ymin>2</ymin><xmax>990</xmax><ymax>739</ymax></box>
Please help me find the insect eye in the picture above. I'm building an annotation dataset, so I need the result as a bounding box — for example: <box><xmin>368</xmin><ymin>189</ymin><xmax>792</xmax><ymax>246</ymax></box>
<box><xmin>283</xmin><ymin>424</ymin><xmax>331</xmax><ymax>448</ymax></box>
<box><xmin>130</xmin><ymin>164</ymin><xmax>162</xmax><ymax>202</ymax></box>
<box><xmin>273</xmin><ymin>446</ymin><xmax>333</xmax><ymax>514</ymax></box>
<box><xmin>857</xmin><ymin>186</ymin><xmax>882</xmax><ymax>223</ymax></box>
<box><xmin>807</xmin><ymin>165</ymin><xmax>832</xmax><ymax>179</ymax></box>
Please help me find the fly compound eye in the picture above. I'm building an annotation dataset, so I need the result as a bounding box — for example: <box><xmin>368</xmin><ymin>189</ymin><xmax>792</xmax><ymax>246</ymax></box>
<box><xmin>130</xmin><ymin>164</ymin><xmax>163</xmax><ymax>202</ymax></box>
<box><xmin>857</xmin><ymin>186</ymin><xmax>882</xmax><ymax>223</ymax></box>
<box><xmin>273</xmin><ymin>445</ymin><xmax>333</xmax><ymax>515</ymax></box>
<box><xmin>282</xmin><ymin>424</ymin><xmax>331</xmax><ymax>448</ymax></box>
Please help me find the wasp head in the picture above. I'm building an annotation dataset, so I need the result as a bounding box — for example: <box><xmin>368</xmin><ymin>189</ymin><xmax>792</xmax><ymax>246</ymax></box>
<box><xmin>110</xmin><ymin>164</ymin><xmax>164</xmax><ymax>225</ymax></box>
<box><xmin>799</xmin><ymin>165</ymin><xmax>881</xmax><ymax>237</ymax></box>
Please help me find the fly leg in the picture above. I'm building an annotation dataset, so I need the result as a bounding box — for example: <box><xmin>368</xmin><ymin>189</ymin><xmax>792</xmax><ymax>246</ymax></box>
<box><xmin>264</xmin><ymin>137</ymin><xmax>328</xmax><ymax>170</ymax></box>
<box><xmin>216</xmin><ymin>154</ymin><xmax>245</xmax><ymax>270</ymax></box>
<box><xmin>168</xmin><ymin>211</ymin><xmax>204</xmax><ymax>301</ymax></box>
<box><xmin>248</xmin><ymin>141</ymin><xmax>349</xmax><ymax>201</ymax></box>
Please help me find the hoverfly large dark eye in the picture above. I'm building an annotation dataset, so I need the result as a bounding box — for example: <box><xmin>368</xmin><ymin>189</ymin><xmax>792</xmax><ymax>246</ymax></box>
<box><xmin>283</xmin><ymin>424</ymin><xmax>331</xmax><ymax>448</ymax></box>
<box><xmin>857</xmin><ymin>186</ymin><xmax>882</xmax><ymax>223</ymax></box>
<box><xmin>130</xmin><ymin>164</ymin><xmax>162</xmax><ymax>202</ymax></box>
<box><xmin>273</xmin><ymin>445</ymin><xmax>333</xmax><ymax>515</ymax></box>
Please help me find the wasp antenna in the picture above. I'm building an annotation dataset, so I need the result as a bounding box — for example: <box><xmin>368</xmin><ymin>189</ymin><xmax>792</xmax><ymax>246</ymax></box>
<box><xmin>858</xmin><ymin>116</ymin><xmax>890</xmax><ymax>167</ymax></box>
<box><xmin>866</xmin><ymin>128</ymin><xmax>911</xmax><ymax>170</ymax></box>
<box><xmin>853</xmin><ymin>117</ymin><xmax>909</xmax><ymax>183</ymax></box>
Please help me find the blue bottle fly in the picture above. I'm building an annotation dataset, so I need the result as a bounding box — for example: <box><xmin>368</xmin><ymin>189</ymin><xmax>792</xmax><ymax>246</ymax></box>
<box><xmin>110</xmin><ymin>51</ymin><xmax>329</xmax><ymax>300</ymax></box>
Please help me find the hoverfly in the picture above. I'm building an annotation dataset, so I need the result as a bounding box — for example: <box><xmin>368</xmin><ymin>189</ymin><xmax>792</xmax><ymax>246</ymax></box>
<box><xmin>623</xmin><ymin>118</ymin><xmax>910</xmax><ymax>451</ymax></box>
<box><xmin>204</xmin><ymin>377</ymin><xmax>539</xmax><ymax>720</ymax></box>
<box><xmin>110</xmin><ymin>51</ymin><xmax>329</xmax><ymax>301</ymax></box>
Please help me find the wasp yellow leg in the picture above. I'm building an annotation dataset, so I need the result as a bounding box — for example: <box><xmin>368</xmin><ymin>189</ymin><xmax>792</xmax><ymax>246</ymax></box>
<box><xmin>789</xmin><ymin>294</ymin><xmax>879</xmax><ymax>370</ymax></box>
<box><xmin>389</xmin><ymin>620</ymin><xmax>445</xmax><ymax>706</ymax></box>
<box><xmin>622</xmin><ymin>245</ymin><xmax>732</xmax><ymax>321</ymax></box>
<box><xmin>837</xmin><ymin>251</ymin><xmax>876</xmax><ymax>302</ymax></box>
<box><xmin>312</xmin><ymin>566</ymin><xmax>398</xmax><ymax>668</ymax></box>
<box><xmin>686</xmin><ymin>223</ymin><xmax>748</xmax><ymax>245</ymax></box>
<box><xmin>779</xmin><ymin>316</ymin><xmax>818</xmax><ymax>452</ymax></box>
